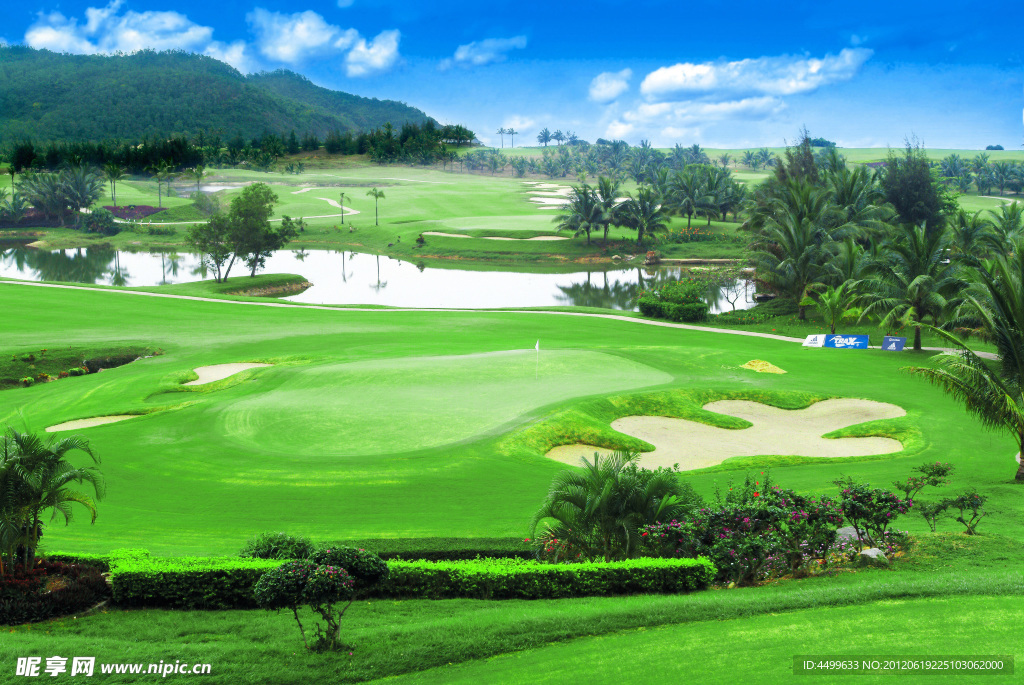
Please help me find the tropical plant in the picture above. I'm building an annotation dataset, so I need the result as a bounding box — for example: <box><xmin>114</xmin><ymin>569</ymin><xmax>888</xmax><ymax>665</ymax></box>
<box><xmin>857</xmin><ymin>222</ymin><xmax>965</xmax><ymax>350</ymax></box>
<box><xmin>529</xmin><ymin>451</ymin><xmax>692</xmax><ymax>562</ymax></box>
<box><xmin>904</xmin><ymin>238</ymin><xmax>1024</xmax><ymax>480</ymax></box>
<box><xmin>0</xmin><ymin>428</ymin><xmax>104</xmax><ymax>574</ymax></box>
<box><xmin>802</xmin><ymin>282</ymin><xmax>859</xmax><ymax>334</ymax></box>
<box><xmin>619</xmin><ymin>185</ymin><xmax>668</xmax><ymax>246</ymax></box>
<box><xmin>103</xmin><ymin>162</ymin><xmax>125</xmax><ymax>207</ymax></box>
<box><xmin>366</xmin><ymin>187</ymin><xmax>385</xmax><ymax>226</ymax></box>
<box><xmin>553</xmin><ymin>183</ymin><xmax>602</xmax><ymax>245</ymax></box>
<box><xmin>536</xmin><ymin>128</ymin><xmax>552</xmax><ymax>147</ymax></box>
<box><xmin>594</xmin><ymin>175</ymin><xmax>622</xmax><ymax>244</ymax></box>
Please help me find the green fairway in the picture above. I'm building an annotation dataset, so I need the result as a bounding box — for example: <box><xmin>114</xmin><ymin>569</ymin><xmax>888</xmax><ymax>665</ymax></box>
<box><xmin>1</xmin><ymin>280</ymin><xmax>1021</xmax><ymax>556</ymax></box>
<box><xmin>382</xmin><ymin>596</ymin><xmax>1021</xmax><ymax>685</ymax></box>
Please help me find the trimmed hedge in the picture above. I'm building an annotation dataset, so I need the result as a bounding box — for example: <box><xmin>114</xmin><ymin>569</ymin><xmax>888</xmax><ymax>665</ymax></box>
<box><xmin>328</xmin><ymin>537</ymin><xmax>534</xmax><ymax>561</ymax></box>
<box><xmin>637</xmin><ymin>298</ymin><xmax>708</xmax><ymax>322</ymax></box>
<box><xmin>377</xmin><ymin>558</ymin><xmax>715</xmax><ymax>599</ymax></box>
<box><xmin>66</xmin><ymin>551</ymin><xmax>716</xmax><ymax>609</ymax></box>
<box><xmin>110</xmin><ymin>557</ymin><xmax>281</xmax><ymax>609</ymax></box>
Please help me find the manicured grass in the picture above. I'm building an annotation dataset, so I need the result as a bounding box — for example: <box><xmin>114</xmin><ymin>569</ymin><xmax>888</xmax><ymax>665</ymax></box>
<box><xmin>0</xmin><ymin>279</ymin><xmax>1020</xmax><ymax>557</ymax></box>
<box><xmin>384</xmin><ymin>595</ymin><xmax>1022</xmax><ymax>685</ymax></box>
<box><xmin>3</xmin><ymin>536</ymin><xmax>1022</xmax><ymax>683</ymax></box>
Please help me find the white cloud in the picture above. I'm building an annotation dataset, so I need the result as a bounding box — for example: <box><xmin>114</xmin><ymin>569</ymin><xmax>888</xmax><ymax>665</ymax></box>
<box><xmin>439</xmin><ymin>36</ymin><xmax>527</xmax><ymax>70</ymax></box>
<box><xmin>204</xmin><ymin>40</ymin><xmax>254</xmax><ymax>74</ymax></box>
<box><xmin>25</xmin><ymin>1</ymin><xmax>214</xmax><ymax>54</ymax></box>
<box><xmin>247</xmin><ymin>9</ymin><xmax>356</xmax><ymax>64</ymax></box>
<box><xmin>345</xmin><ymin>30</ymin><xmax>401</xmax><ymax>77</ymax></box>
<box><xmin>622</xmin><ymin>96</ymin><xmax>785</xmax><ymax>126</ymax></box>
<box><xmin>589</xmin><ymin>69</ymin><xmax>632</xmax><ymax>103</ymax></box>
<box><xmin>501</xmin><ymin>115</ymin><xmax>535</xmax><ymax>133</ymax></box>
<box><xmin>605</xmin><ymin>120</ymin><xmax>635</xmax><ymax>140</ymax></box>
<box><xmin>640</xmin><ymin>48</ymin><xmax>873</xmax><ymax>100</ymax></box>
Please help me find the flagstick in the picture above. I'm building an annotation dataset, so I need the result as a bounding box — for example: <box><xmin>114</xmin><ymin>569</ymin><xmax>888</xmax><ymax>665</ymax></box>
<box><xmin>535</xmin><ymin>340</ymin><xmax>540</xmax><ymax>381</ymax></box>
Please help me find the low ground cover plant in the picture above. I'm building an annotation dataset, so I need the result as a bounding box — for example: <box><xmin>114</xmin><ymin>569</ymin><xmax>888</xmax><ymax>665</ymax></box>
<box><xmin>637</xmin><ymin>279</ymin><xmax>709</xmax><ymax>322</ymax></box>
<box><xmin>0</xmin><ymin>559</ymin><xmax>110</xmax><ymax>625</ymax></box>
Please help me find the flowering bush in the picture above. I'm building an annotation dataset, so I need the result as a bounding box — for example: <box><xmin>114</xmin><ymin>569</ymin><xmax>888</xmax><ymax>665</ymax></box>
<box><xmin>641</xmin><ymin>473</ymin><xmax>846</xmax><ymax>585</ymax></box>
<box><xmin>834</xmin><ymin>478</ymin><xmax>913</xmax><ymax>547</ymax></box>
<box><xmin>254</xmin><ymin>560</ymin><xmax>357</xmax><ymax>652</ymax></box>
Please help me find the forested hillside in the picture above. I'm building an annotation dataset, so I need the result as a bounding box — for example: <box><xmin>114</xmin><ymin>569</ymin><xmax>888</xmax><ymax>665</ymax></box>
<box><xmin>0</xmin><ymin>47</ymin><xmax>434</xmax><ymax>143</ymax></box>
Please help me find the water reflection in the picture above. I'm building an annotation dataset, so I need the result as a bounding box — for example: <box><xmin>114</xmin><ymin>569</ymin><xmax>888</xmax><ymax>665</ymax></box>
<box><xmin>0</xmin><ymin>246</ymin><xmax>755</xmax><ymax>313</ymax></box>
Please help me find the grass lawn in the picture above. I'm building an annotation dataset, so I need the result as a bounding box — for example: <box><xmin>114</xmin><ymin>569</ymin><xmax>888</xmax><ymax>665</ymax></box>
<box><xmin>2</xmin><ymin>276</ymin><xmax>1023</xmax><ymax>683</ymax></box>
<box><xmin>0</xmin><ymin>279</ymin><xmax>1020</xmax><ymax>555</ymax></box>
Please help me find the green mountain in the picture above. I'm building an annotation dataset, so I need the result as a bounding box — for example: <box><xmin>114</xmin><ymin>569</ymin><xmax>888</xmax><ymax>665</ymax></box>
<box><xmin>0</xmin><ymin>46</ymin><xmax>434</xmax><ymax>143</ymax></box>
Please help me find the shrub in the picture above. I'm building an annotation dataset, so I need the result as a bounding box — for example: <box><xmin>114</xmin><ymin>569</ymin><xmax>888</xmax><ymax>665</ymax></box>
<box><xmin>834</xmin><ymin>478</ymin><xmax>913</xmax><ymax>548</ymax></box>
<box><xmin>239</xmin><ymin>532</ymin><xmax>316</xmax><ymax>560</ymax></box>
<box><xmin>947</xmin><ymin>490</ymin><xmax>987</xmax><ymax>535</ymax></box>
<box><xmin>68</xmin><ymin>367</ymin><xmax>87</xmax><ymax>377</ymax></box>
<box><xmin>642</xmin><ymin>473</ymin><xmax>845</xmax><ymax>584</ymax></box>
<box><xmin>19</xmin><ymin>377</ymin><xmax>34</xmax><ymax>387</ymax></box>
<box><xmin>893</xmin><ymin>461</ymin><xmax>955</xmax><ymax>501</ymax></box>
<box><xmin>376</xmin><ymin>557</ymin><xmax>715</xmax><ymax>599</ymax></box>
<box><xmin>84</xmin><ymin>208</ymin><xmax>120</xmax><ymax>236</ymax></box>
<box><xmin>58</xmin><ymin>371</ymin><xmax>69</xmax><ymax>379</ymax></box>
<box><xmin>310</xmin><ymin>547</ymin><xmax>389</xmax><ymax>587</ymax></box>
<box><xmin>916</xmin><ymin>500</ymin><xmax>951</xmax><ymax>532</ymax></box>
<box><xmin>254</xmin><ymin>560</ymin><xmax>356</xmax><ymax>651</ymax></box>
<box><xmin>1</xmin><ymin>560</ymin><xmax>110</xmax><ymax>625</ymax></box>
<box><xmin>109</xmin><ymin>557</ymin><xmax>281</xmax><ymax>609</ymax></box>
<box><xmin>35</xmin><ymin>373</ymin><xmax>50</xmax><ymax>382</ymax></box>
<box><xmin>637</xmin><ymin>279</ymin><xmax>709</xmax><ymax>323</ymax></box>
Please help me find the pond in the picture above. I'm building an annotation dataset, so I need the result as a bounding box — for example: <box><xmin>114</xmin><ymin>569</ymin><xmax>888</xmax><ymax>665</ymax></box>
<box><xmin>0</xmin><ymin>246</ymin><xmax>757</xmax><ymax>313</ymax></box>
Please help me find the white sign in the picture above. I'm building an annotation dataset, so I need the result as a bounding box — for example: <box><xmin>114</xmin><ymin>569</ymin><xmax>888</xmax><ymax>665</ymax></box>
<box><xmin>803</xmin><ymin>334</ymin><xmax>827</xmax><ymax>348</ymax></box>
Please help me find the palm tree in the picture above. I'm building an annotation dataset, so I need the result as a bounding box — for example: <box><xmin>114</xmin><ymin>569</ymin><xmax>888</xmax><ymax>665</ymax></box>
<box><xmin>950</xmin><ymin>209</ymin><xmax>995</xmax><ymax>258</ymax></box>
<box><xmin>506</xmin><ymin>128</ymin><xmax>518</xmax><ymax>148</ymax></box>
<box><xmin>858</xmin><ymin>223</ymin><xmax>965</xmax><ymax>350</ymax></box>
<box><xmin>805</xmin><ymin>282</ymin><xmax>859</xmax><ymax>333</ymax></box>
<box><xmin>718</xmin><ymin>153</ymin><xmax>732</xmax><ymax>170</ymax></box>
<box><xmin>190</xmin><ymin>164</ymin><xmax>211</xmax><ymax>194</ymax></box>
<box><xmin>496</xmin><ymin>127</ymin><xmax>507</xmax><ymax>148</ymax></box>
<box><xmin>987</xmin><ymin>202</ymin><xmax>1024</xmax><ymax>251</ymax></box>
<box><xmin>553</xmin><ymin>130</ymin><xmax>565</xmax><ymax>146</ymax></box>
<box><xmin>1</xmin><ymin>428</ymin><xmax>104</xmax><ymax>570</ymax></box>
<box><xmin>103</xmin><ymin>162</ymin><xmax>126</xmax><ymax>208</ymax></box>
<box><xmin>554</xmin><ymin>183</ymin><xmax>602</xmax><ymax>245</ymax></box>
<box><xmin>146</xmin><ymin>160</ymin><xmax>174</xmax><ymax>208</ymax></box>
<box><xmin>905</xmin><ymin>239</ymin><xmax>1024</xmax><ymax>480</ymax></box>
<box><xmin>529</xmin><ymin>451</ymin><xmax>689</xmax><ymax>561</ymax></box>
<box><xmin>749</xmin><ymin>182</ymin><xmax>840</xmax><ymax>320</ymax></box>
<box><xmin>668</xmin><ymin>168</ymin><xmax>703</xmax><ymax>229</ymax></box>
<box><xmin>339</xmin><ymin>191</ymin><xmax>346</xmax><ymax>224</ymax></box>
<box><xmin>619</xmin><ymin>185</ymin><xmax>668</xmax><ymax>246</ymax></box>
<box><xmin>537</xmin><ymin>128</ymin><xmax>552</xmax><ymax>147</ymax></box>
<box><xmin>366</xmin><ymin>187</ymin><xmax>385</xmax><ymax>226</ymax></box>
<box><xmin>741</xmin><ymin>150</ymin><xmax>756</xmax><ymax>169</ymax></box>
<box><xmin>595</xmin><ymin>176</ymin><xmax>622</xmax><ymax>244</ymax></box>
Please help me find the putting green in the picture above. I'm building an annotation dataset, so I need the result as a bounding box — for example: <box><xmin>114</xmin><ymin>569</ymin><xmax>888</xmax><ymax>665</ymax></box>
<box><xmin>218</xmin><ymin>350</ymin><xmax>672</xmax><ymax>456</ymax></box>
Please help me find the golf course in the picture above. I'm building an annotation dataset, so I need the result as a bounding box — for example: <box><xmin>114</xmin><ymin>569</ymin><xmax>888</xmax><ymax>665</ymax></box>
<box><xmin>3</xmin><ymin>145</ymin><xmax>1024</xmax><ymax>684</ymax></box>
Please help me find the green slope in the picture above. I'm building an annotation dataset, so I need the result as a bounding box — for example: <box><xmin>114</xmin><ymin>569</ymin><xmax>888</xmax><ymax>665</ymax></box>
<box><xmin>0</xmin><ymin>47</ymin><xmax>433</xmax><ymax>142</ymax></box>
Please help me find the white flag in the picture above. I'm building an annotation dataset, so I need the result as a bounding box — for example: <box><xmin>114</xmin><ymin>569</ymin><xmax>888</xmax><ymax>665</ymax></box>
<box><xmin>535</xmin><ymin>340</ymin><xmax>540</xmax><ymax>351</ymax></box>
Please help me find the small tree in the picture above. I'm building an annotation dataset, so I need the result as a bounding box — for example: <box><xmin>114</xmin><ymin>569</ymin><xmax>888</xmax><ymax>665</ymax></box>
<box><xmin>947</xmin><ymin>490</ymin><xmax>987</xmax><ymax>535</ymax></box>
<box><xmin>366</xmin><ymin>187</ymin><xmax>385</xmax><ymax>226</ymax></box>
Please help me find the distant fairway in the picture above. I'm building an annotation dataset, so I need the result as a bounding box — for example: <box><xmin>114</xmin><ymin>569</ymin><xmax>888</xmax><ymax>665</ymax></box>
<box><xmin>0</xmin><ymin>277</ymin><xmax>1020</xmax><ymax>556</ymax></box>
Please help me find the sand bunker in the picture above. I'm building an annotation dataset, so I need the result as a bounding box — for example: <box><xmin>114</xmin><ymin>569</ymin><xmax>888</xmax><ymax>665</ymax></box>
<box><xmin>184</xmin><ymin>363</ymin><xmax>272</xmax><ymax>386</ymax></box>
<box><xmin>546</xmin><ymin>398</ymin><xmax>905</xmax><ymax>471</ymax></box>
<box><xmin>421</xmin><ymin>232</ymin><xmax>567</xmax><ymax>241</ymax></box>
<box><xmin>46</xmin><ymin>415</ymin><xmax>139</xmax><ymax>432</ymax></box>
<box><xmin>740</xmin><ymin>359</ymin><xmax>786</xmax><ymax>374</ymax></box>
<box><xmin>315</xmin><ymin>198</ymin><xmax>360</xmax><ymax>214</ymax></box>
<box><xmin>291</xmin><ymin>188</ymin><xmax>316</xmax><ymax>194</ymax></box>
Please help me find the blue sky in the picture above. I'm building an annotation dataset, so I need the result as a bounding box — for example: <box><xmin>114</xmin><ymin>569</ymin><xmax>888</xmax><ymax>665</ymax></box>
<box><xmin>3</xmin><ymin>0</ymin><xmax>1021</xmax><ymax>149</ymax></box>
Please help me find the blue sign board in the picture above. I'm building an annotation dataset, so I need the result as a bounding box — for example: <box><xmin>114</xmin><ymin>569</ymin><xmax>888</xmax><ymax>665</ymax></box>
<box><xmin>824</xmin><ymin>334</ymin><xmax>870</xmax><ymax>349</ymax></box>
<box><xmin>882</xmin><ymin>336</ymin><xmax>907</xmax><ymax>351</ymax></box>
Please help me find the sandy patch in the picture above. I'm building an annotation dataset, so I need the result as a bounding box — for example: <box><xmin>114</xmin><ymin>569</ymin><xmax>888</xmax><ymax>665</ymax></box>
<box><xmin>546</xmin><ymin>398</ymin><xmax>905</xmax><ymax>471</ymax></box>
<box><xmin>291</xmin><ymin>188</ymin><xmax>316</xmax><ymax>194</ymax></box>
<box><xmin>184</xmin><ymin>363</ymin><xmax>272</xmax><ymax>386</ymax></box>
<box><xmin>485</xmin><ymin>236</ymin><xmax>569</xmax><ymax>241</ymax></box>
<box><xmin>979</xmin><ymin>196</ymin><xmax>1022</xmax><ymax>203</ymax></box>
<box><xmin>421</xmin><ymin>231</ymin><xmax>567</xmax><ymax>241</ymax></box>
<box><xmin>315</xmin><ymin>197</ymin><xmax>360</xmax><ymax>214</ymax></box>
<box><xmin>422</xmin><ymin>231</ymin><xmax>472</xmax><ymax>239</ymax></box>
<box><xmin>529</xmin><ymin>196</ymin><xmax>569</xmax><ymax>204</ymax></box>
<box><xmin>47</xmin><ymin>415</ymin><xmax>139</xmax><ymax>432</ymax></box>
<box><xmin>740</xmin><ymin>359</ymin><xmax>786</xmax><ymax>374</ymax></box>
